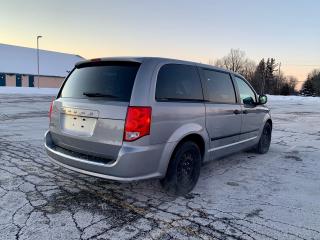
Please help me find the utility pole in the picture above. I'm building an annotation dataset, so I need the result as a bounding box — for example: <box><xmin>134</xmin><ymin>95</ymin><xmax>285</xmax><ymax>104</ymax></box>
<box><xmin>275</xmin><ymin>62</ymin><xmax>281</xmax><ymax>94</ymax></box>
<box><xmin>278</xmin><ymin>62</ymin><xmax>281</xmax><ymax>76</ymax></box>
<box><xmin>37</xmin><ymin>35</ymin><xmax>42</xmax><ymax>88</ymax></box>
<box><xmin>261</xmin><ymin>71</ymin><xmax>265</xmax><ymax>95</ymax></box>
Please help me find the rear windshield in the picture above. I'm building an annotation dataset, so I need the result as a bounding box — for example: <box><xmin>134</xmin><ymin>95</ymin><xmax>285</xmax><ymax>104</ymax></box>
<box><xmin>60</xmin><ymin>61</ymin><xmax>141</xmax><ymax>101</ymax></box>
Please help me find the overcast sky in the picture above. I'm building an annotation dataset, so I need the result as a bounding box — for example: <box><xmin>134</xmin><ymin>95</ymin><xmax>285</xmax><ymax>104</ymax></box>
<box><xmin>1</xmin><ymin>0</ymin><xmax>319</xmax><ymax>83</ymax></box>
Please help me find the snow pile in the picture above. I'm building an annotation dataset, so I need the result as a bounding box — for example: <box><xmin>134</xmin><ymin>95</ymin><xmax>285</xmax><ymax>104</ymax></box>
<box><xmin>0</xmin><ymin>87</ymin><xmax>59</xmax><ymax>95</ymax></box>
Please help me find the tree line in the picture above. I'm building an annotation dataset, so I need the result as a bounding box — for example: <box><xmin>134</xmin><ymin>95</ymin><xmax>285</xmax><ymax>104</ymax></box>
<box><xmin>300</xmin><ymin>69</ymin><xmax>320</xmax><ymax>96</ymax></box>
<box><xmin>213</xmin><ymin>49</ymin><xmax>320</xmax><ymax>96</ymax></box>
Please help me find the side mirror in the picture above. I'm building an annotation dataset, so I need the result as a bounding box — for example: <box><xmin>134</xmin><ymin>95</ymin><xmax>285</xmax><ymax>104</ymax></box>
<box><xmin>258</xmin><ymin>95</ymin><xmax>268</xmax><ymax>105</ymax></box>
<box><xmin>243</xmin><ymin>96</ymin><xmax>255</xmax><ymax>105</ymax></box>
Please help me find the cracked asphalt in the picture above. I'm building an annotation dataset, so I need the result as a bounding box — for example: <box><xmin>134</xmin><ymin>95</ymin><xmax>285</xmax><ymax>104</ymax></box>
<box><xmin>0</xmin><ymin>94</ymin><xmax>320</xmax><ymax>240</ymax></box>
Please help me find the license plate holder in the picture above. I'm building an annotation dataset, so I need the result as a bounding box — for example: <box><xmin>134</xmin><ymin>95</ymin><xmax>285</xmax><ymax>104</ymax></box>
<box><xmin>60</xmin><ymin>107</ymin><xmax>98</xmax><ymax>136</ymax></box>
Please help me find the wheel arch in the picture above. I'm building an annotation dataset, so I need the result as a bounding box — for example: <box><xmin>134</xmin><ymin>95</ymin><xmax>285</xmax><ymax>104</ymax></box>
<box><xmin>172</xmin><ymin>133</ymin><xmax>206</xmax><ymax>161</ymax></box>
<box><xmin>158</xmin><ymin>129</ymin><xmax>209</xmax><ymax>178</ymax></box>
<box><xmin>266</xmin><ymin>118</ymin><xmax>272</xmax><ymax>129</ymax></box>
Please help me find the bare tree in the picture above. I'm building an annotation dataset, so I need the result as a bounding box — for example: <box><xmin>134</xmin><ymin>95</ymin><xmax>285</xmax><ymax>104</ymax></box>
<box><xmin>214</xmin><ymin>49</ymin><xmax>256</xmax><ymax>88</ymax></box>
<box><xmin>214</xmin><ymin>49</ymin><xmax>250</xmax><ymax>73</ymax></box>
<box><xmin>279</xmin><ymin>76</ymin><xmax>298</xmax><ymax>95</ymax></box>
<box><xmin>287</xmin><ymin>76</ymin><xmax>298</xmax><ymax>90</ymax></box>
<box><xmin>214</xmin><ymin>49</ymin><xmax>301</xmax><ymax>96</ymax></box>
<box><xmin>240</xmin><ymin>59</ymin><xmax>256</xmax><ymax>80</ymax></box>
<box><xmin>208</xmin><ymin>59</ymin><xmax>214</xmax><ymax>65</ymax></box>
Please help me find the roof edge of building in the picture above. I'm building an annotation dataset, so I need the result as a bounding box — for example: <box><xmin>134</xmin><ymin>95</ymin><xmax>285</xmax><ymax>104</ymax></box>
<box><xmin>0</xmin><ymin>43</ymin><xmax>85</xmax><ymax>59</ymax></box>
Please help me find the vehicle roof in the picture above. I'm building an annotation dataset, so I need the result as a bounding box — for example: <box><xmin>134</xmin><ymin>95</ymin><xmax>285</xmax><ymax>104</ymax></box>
<box><xmin>75</xmin><ymin>56</ymin><xmax>244</xmax><ymax>79</ymax></box>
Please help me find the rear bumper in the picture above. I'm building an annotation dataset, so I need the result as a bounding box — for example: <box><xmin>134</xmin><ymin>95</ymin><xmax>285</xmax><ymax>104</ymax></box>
<box><xmin>44</xmin><ymin>131</ymin><xmax>166</xmax><ymax>182</ymax></box>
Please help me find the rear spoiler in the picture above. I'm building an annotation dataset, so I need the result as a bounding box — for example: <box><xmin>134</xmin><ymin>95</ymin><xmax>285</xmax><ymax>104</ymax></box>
<box><xmin>75</xmin><ymin>58</ymin><xmax>142</xmax><ymax>68</ymax></box>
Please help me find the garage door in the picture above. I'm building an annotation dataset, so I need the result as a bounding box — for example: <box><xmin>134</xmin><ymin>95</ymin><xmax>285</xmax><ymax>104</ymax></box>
<box><xmin>0</xmin><ymin>73</ymin><xmax>5</xmax><ymax>86</ymax></box>
<box><xmin>16</xmin><ymin>74</ymin><xmax>22</xmax><ymax>87</ymax></box>
<box><xmin>29</xmin><ymin>75</ymin><xmax>34</xmax><ymax>87</ymax></box>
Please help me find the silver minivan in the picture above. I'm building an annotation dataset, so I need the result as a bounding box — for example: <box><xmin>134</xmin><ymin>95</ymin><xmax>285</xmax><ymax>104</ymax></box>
<box><xmin>45</xmin><ymin>57</ymin><xmax>272</xmax><ymax>195</ymax></box>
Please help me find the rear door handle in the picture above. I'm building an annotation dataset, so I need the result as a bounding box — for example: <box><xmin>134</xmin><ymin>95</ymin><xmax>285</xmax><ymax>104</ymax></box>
<box><xmin>233</xmin><ymin>109</ymin><xmax>241</xmax><ymax>115</ymax></box>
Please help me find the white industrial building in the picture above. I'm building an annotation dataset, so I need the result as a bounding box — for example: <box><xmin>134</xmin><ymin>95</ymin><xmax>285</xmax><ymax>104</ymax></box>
<box><xmin>0</xmin><ymin>43</ymin><xmax>84</xmax><ymax>88</ymax></box>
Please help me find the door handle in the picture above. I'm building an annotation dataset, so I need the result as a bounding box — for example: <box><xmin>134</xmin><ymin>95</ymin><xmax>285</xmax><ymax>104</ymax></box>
<box><xmin>243</xmin><ymin>110</ymin><xmax>248</xmax><ymax>114</ymax></box>
<box><xmin>233</xmin><ymin>109</ymin><xmax>241</xmax><ymax>115</ymax></box>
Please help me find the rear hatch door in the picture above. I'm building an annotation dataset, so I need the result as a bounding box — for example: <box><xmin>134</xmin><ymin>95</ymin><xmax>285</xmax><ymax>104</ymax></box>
<box><xmin>50</xmin><ymin>61</ymin><xmax>141</xmax><ymax>160</ymax></box>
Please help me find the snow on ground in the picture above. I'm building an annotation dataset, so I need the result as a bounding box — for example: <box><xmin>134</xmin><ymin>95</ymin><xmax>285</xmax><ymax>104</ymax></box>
<box><xmin>0</xmin><ymin>86</ymin><xmax>59</xmax><ymax>95</ymax></box>
<box><xmin>0</xmin><ymin>93</ymin><xmax>319</xmax><ymax>239</ymax></box>
<box><xmin>268</xmin><ymin>94</ymin><xmax>320</xmax><ymax>103</ymax></box>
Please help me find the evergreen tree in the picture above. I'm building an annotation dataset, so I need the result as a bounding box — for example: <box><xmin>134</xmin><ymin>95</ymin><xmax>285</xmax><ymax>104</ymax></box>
<box><xmin>280</xmin><ymin>83</ymin><xmax>290</xmax><ymax>95</ymax></box>
<box><xmin>301</xmin><ymin>79</ymin><xmax>315</xmax><ymax>96</ymax></box>
<box><xmin>265</xmin><ymin>58</ymin><xmax>278</xmax><ymax>94</ymax></box>
<box><xmin>306</xmin><ymin>70</ymin><xmax>320</xmax><ymax>96</ymax></box>
<box><xmin>252</xmin><ymin>59</ymin><xmax>266</xmax><ymax>94</ymax></box>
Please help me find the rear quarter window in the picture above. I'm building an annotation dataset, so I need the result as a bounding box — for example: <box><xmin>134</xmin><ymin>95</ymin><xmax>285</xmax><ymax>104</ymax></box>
<box><xmin>155</xmin><ymin>64</ymin><xmax>203</xmax><ymax>101</ymax></box>
<box><xmin>60</xmin><ymin>62</ymin><xmax>141</xmax><ymax>101</ymax></box>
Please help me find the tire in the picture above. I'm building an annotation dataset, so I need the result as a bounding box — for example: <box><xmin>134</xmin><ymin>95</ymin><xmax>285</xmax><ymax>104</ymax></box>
<box><xmin>160</xmin><ymin>141</ymin><xmax>202</xmax><ymax>196</ymax></box>
<box><xmin>255</xmin><ymin>122</ymin><xmax>272</xmax><ymax>154</ymax></box>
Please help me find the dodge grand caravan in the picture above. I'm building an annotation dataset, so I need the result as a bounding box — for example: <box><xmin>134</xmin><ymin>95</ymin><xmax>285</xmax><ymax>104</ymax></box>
<box><xmin>45</xmin><ymin>57</ymin><xmax>272</xmax><ymax>195</ymax></box>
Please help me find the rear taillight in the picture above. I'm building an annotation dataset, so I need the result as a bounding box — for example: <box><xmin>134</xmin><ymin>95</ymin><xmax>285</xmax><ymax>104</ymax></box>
<box><xmin>124</xmin><ymin>106</ymin><xmax>152</xmax><ymax>142</ymax></box>
<box><xmin>49</xmin><ymin>98</ymin><xmax>54</xmax><ymax>120</ymax></box>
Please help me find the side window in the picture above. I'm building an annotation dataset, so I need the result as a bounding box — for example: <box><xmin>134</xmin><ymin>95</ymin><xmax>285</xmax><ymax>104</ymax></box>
<box><xmin>202</xmin><ymin>69</ymin><xmax>236</xmax><ymax>104</ymax></box>
<box><xmin>156</xmin><ymin>64</ymin><xmax>203</xmax><ymax>101</ymax></box>
<box><xmin>235</xmin><ymin>76</ymin><xmax>256</xmax><ymax>104</ymax></box>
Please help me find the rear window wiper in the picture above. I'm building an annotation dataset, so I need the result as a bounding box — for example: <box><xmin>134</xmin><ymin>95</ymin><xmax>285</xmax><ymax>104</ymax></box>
<box><xmin>83</xmin><ymin>92</ymin><xmax>121</xmax><ymax>98</ymax></box>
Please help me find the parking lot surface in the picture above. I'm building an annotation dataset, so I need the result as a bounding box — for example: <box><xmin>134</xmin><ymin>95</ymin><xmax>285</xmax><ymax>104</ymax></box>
<box><xmin>0</xmin><ymin>94</ymin><xmax>319</xmax><ymax>240</ymax></box>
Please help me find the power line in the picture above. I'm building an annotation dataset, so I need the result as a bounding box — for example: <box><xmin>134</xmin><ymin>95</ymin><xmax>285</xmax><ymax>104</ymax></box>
<box><xmin>281</xmin><ymin>64</ymin><xmax>319</xmax><ymax>67</ymax></box>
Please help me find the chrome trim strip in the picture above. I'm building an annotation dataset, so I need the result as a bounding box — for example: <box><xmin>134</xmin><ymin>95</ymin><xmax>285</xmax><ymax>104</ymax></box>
<box><xmin>208</xmin><ymin>136</ymin><xmax>257</xmax><ymax>152</ymax></box>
